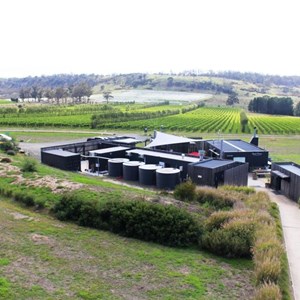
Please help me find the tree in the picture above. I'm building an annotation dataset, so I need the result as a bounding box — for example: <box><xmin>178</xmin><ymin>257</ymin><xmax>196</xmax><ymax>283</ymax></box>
<box><xmin>226</xmin><ymin>92</ymin><xmax>239</xmax><ymax>106</ymax></box>
<box><xmin>54</xmin><ymin>87</ymin><xmax>67</xmax><ymax>104</ymax></box>
<box><xmin>295</xmin><ymin>101</ymin><xmax>300</xmax><ymax>116</ymax></box>
<box><xmin>103</xmin><ymin>91</ymin><xmax>113</xmax><ymax>104</ymax></box>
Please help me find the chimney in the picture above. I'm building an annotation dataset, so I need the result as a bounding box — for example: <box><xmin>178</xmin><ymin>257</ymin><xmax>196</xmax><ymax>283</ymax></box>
<box><xmin>250</xmin><ymin>127</ymin><xmax>259</xmax><ymax>146</ymax></box>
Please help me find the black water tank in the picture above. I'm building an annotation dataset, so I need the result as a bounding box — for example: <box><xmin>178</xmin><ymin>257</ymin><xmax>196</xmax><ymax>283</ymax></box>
<box><xmin>108</xmin><ymin>158</ymin><xmax>129</xmax><ymax>177</ymax></box>
<box><xmin>123</xmin><ymin>161</ymin><xmax>145</xmax><ymax>181</ymax></box>
<box><xmin>139</xmin><ymin>164</ymin><xmax>162</xmax><ymax>186</ymax></box>
<box><xmin>156</xmin><ymin>168</ymin><xmax>181</xmax><ymax>190</ymax></box>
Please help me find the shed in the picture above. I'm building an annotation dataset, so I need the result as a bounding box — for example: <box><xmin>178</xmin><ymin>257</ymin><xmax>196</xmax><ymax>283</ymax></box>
<box><xmin>41</xmin><ymin>149</ymin><xmax>81</xmax><ymax>171</ymax></box>
<box><xmin>203</xmin><ymin>139</ymin><xmax>268</xmax><ymax>169</ymax></box>
<box><xmin>88</xmin><ymin>146</ymin><xmax>129</xmax><ymax>172</ymax></box>
<box><xmin>188</xmin><ymin>159</ymin><xmax>248</xmax><ymax>187</ymax></box>
<box><xmin>271</xmin><ymin>162</ymin><xmax>300</xmax><ymax>202</ymax></box>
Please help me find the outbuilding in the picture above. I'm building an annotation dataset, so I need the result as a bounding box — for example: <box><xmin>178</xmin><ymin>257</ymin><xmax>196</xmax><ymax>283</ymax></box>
<box><xmin>188</xmin><ymin>159</ymin><xmax>248</xmax><ymax>187</ymax></box>
<box><xmin>203</xmin><ymin>139</ymin><xmax>268</xmax><ymax>169</ymax></box>
<box><xmin>271</xmin><ymin>162</ymin><xmax>300</xmax><ymax>202</ymax></box>
<box><xmin>88</xmin><ymin>146</ymin><xmax>130</xmax><ymax>172</ymax></box>
<box><xmin>41</xmin><ymin>149</ymin><xmax>81</xmax><ymax>171</ymax></box>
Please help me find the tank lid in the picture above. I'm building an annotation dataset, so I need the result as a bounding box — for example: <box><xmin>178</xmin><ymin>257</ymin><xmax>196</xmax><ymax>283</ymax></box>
<box><xmin>139</xmin><ymin>164</ymin><xmax>163</xmax><ymax>170</ymax></box>
<box><xmin>108</xmin><ymin>158</ymin><xmax>130</xmax><ymax>163</ymax></box>
<box><xmin>123</xmin><ymin>161</ymin><xmax>145</xmax><ymax>167</ymax></box>
<box><xmin>156</xmin><ymin>168</ymin><xmax>181</xmax><ymax>174</ymax></box>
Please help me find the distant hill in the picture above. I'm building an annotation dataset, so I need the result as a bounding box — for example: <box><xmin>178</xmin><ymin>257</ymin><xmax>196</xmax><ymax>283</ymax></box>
<box><xmin>1</xmin><ymin>72</ymin><xmax>300</xmax><ymax>103</ymax></box>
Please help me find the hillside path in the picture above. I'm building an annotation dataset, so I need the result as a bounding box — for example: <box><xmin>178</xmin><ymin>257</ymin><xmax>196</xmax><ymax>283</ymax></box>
<box><xmin>249</xmin><ymin>177</ymin><xmax>298</xmax><ymax>299</ymax></box>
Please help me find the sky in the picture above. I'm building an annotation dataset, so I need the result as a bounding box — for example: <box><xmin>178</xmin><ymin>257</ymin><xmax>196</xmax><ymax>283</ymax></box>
<box><xmin>1</xmin><ymin>0</ymin><xmax>300</xmax><ymax>78</ymax></box>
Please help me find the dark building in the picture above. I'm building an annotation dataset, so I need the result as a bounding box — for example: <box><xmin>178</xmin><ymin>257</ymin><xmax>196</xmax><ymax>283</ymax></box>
<box><xmin>202</xmin><ymin>139</ymin><xmax>268</xmax><ymax>169</ymax></box>
<box><xmin>41</xmin><ymin>149</ymin><xmax>81</xmax><ymax>171</ymax></box>
<box><xmin>88</xmin><ymin>146</ymin><xmax>130</xmax><ymax>172</ymax></box>
<box><xmin>126</xmin><ymin>148</ymin><xmax>199</xmax><ymax>180</ymax></box>
<box><xmin>188</xmin><ymin>159</ymin><xmax>248</xmax><ymax>187</ymax></box>
<box><xmin>271</xmin><ymin>162</ymin><xmax>300</xmax><ymax>202</ymax></box>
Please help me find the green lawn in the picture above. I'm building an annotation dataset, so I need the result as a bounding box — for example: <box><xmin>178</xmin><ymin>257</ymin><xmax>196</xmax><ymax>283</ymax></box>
<box><xmin>0</xmin><ymin>199</ymin><xmax>254</xmax><ymax>300</ymax></box>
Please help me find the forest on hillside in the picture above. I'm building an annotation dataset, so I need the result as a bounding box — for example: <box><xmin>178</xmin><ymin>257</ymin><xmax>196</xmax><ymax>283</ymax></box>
<box><xmin>2</xmin><ymin>71</ymin><xmax>300</xmax><ymax>99</ymax></box>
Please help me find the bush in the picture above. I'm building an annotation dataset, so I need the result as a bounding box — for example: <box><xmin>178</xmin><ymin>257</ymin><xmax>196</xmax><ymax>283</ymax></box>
<box><xmin>195</xmin><ymin>187</ymin><xmax>236</xmax><ymax>209</ymax></box>
<box><xmin>174</xmin><ymin>180</ymin><xmax>196</xmax><ymax>202</ymax></box>
<box><xmin>13</xmin><ymin>191</ymin><xmax>35</xmax><ymax>207</ymax></box>
<box><xmin>254</xmin><ymin>282</ymin><xmax>282</xmax><ymax>300</ymax></box>
<box><xmin>6</xmin><ymin>150</ymin><xmax>16</xmax><ymax>156</ymax></box>
<box><xmin>52</xmin><ymin>193</ymin><xmax>202</xmax><ymax>247</ymax></box>
<box><xmin>21</xmin><ymin>157</ymin><xmax>37</xmax><ymax>172</ymax></box>
<box><xmin>254</xmin><ymin>256</ymin><xmax>282</xmax><ymax>284</ymax></box>
<box><xmin>202</xmin><ymin>216</ymin><xmax>256</xmax><ymax>257</ymax></box>
<box><xmin>0</xmin><ymin>157</ymin><xmax>12</xmax><ymax>163</ymax></box>
<box><xmin>253</xmin><ymin>225</ymin><xmax>284</xmax><ymax>285</ymax></box>
<box><xmin>220</xmin><ymin>185</ymin><xmax>255</xmax><ymax>195</ymax></box>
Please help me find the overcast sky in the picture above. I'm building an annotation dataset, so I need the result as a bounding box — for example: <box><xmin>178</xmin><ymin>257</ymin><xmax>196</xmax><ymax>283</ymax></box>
<box><xmin>1</xmin><ymin>0</ymin><xmax>300</xmax><ymax>78</ymax></box>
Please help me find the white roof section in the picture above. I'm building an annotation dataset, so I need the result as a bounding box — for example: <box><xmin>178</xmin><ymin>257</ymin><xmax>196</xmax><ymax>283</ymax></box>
<box><xmin>115</xmin><ymin>138</ymin><xmax>141</xmax><ymax>144</ymax></box>
<box><xmin>126</xmin><ymin>149</ymin><xmax>199</xmax><ymax>163</ymax></box>
<box><xmin>89</xmin><ymin>146</ymin><xmax>129</xmax><ymax>155</ymax></box>
<box><xmin>146</xmin><ymin>131</ymin><xmax>198</xmax><ymax>148</ymax></box>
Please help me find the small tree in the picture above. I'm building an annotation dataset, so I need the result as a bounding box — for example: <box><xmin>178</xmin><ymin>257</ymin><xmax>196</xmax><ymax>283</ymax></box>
<box><xmin>103</xmin><ymin>91</ymin><xmax>113</xmax><ymax>104</ymax></box>
<box><xmin>295</xmin><ymin>101</ymin><xmax>300</xmax><ymax>116</ymax></box>
<box><xmin>226</xmin><ymin>92</ymin><xmax>239</xmax><ymax>106</ymax></box>
<box><xmin>21</xmin><ymin>157</ymin><xmax>37</xmax><ymax>172</ymax></box>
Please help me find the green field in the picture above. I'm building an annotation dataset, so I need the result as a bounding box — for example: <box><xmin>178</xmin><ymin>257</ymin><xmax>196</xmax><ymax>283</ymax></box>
<box><xmin>0</xmin><ymin>199</ymin><xmax>253</xmax><ymax>300</ymax></box>
<box><xmin>1</xmin><ymin>101</ymin><xmax>299</xmax><ymax>135</ymax></box>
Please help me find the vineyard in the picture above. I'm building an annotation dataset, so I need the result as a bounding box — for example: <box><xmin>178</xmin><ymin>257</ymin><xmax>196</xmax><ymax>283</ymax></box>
<box><xmin>0</xmin><ymin>101</ymin><xmax>300</xmax><ymax>134</ymax></box>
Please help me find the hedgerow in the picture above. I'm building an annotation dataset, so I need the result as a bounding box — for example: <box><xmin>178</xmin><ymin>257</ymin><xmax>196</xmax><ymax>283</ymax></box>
<box><xmin>52</xmin><ymin>192</ymin><xmax>201</xmax><ymax>247</ymax></box>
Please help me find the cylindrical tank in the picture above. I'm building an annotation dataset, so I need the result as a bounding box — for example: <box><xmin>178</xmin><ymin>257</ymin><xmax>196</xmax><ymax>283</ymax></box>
<box><xmin>139</xmin><ymin>164</ymin><xmax>162</xmax><ymax>186</ymax></box>
<box><xmin>123</xmin><ymin>161</ymin><xmax>145</xmax><ymax>181</ymax></box>
<box><xmin>108</xmin><ymin>158</ymin><xmax>129</xmax><ymax>177</ymax></box>
<box><xmin>156</xmin><ymin>168</ymin><xmax>181</xmax><ymax>190</ymax></box>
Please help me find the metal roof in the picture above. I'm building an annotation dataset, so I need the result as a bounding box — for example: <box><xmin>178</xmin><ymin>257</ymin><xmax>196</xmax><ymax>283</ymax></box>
<box><xmin>272</xmin><ymin>170</ymin><xmax>290</xmax><ymax>179</ymax></box>
<box><xmin>193</xmin><ymin>159</ymin><xmax>236</xmax><ymax>169</ymax></box>
<box><xmin>146</xmin><ymin>131</ymin><xmax>198</xmax><ymax>148</ymax></box>
<box><xmin>206</xmin><ymin>139</ymin><xmax>267</xmax><ymax>153</ymax></box>
<box><xmin>89</xmin><ymin>146</ymin><xmax>129</xmax><ymax>155</ymax></box>
<box><xmin>43</xmin><ymin>149</ymin><xmax>80</xmax><ymax>157</ymax></box>
<box><xmin>126</xmin><ymin>149</ymin><xmax>199</xmax><ymax>163</ymax></box>
<box><xmin>114</xmin><ymin>138</ymin><xmax>141</xmax><ymax>144</ymax></box>
<box><xmin>278</xmin><ymin>164</ymin><xmax>300</xmax><ymax>176</ymax></box>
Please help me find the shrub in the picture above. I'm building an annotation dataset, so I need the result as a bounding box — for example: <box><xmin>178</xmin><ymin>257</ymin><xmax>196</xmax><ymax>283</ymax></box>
<box><xmin>0</xmin><ymin>157</ymin><xmax>12</xmax><ymax>163</ymax></box>
<box><xmin>253</xmin><ymin>225</ymin><xmax>284</xmax><ymax>285</ymax></box>
<box><xmin>0</xmin><ymin>141</ymin><xmax>16</xmax><ymax>152</ymax></box>
<box><xmin>202</xmin><ymin>216</ymin><xmax>256</xmax><ymax>257</ymax></box>
<box><xmin>52</xmin><ymin>193</ymin><xmax>202</xmax><ymax>247</ymax></box>
<box><xmin>254</xmin><ymin>282</ymin><xmax>282</xmax><ymax>300</ymax></box>
<box><xmin>174</xmin><ymin>180</ymin><xmax>196</xmax><ymax>202</ymax></box>
<box><xmin>195</xmin><ymin>187</ymin><xmax>236</xmax><ymax>209</ymax></box>
<box><xmin>13</xmin><ymin>191</ymin><xmax>35</xmax><ymax>207</ymax></box>
<box><xmin>220</xmin><ymin>185</ymin><xmax>255</xmax><ymax>195</ymax></box>
<box><xmin>21</xmin><ymin>157</ymin><xmax>37</xmax><ymax>172</ymax></box>
<box><xmin>204</xmin><ymin>210</ymin><xmax>252</xmax><ymax>232</ymax></box>
<box><xmin>255</xmin><ymin>256</ymin><xmax>282</xmax><ymax>284</ymax></box>
<box><xmin>6</xmin><ymin>150</ymin><xmax>16</xmax><ymax>156</ymax></box>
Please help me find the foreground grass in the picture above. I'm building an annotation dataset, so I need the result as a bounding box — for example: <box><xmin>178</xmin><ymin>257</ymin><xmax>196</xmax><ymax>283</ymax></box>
<box><xmin>0</xmin><ymin>199</ymin><xmax>254</xmax><ymax>300</ymax></box>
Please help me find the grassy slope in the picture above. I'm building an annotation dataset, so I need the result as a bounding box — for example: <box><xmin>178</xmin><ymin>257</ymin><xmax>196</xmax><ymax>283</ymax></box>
<box><xmin>0</xmin><ymin>199</ymin><xmax>253</xmax><ymax>300</ymax></box>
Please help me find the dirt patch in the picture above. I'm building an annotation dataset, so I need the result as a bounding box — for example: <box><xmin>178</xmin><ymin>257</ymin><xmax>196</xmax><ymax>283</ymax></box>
<box><xmin>31</xmin><ymin>234</ymin><xmax>55</xmax><ymax>246</ymax></box>
<box><xmin>0</xmin><ymin>161</ymin><xmax>83</xmax><ymax>193</ymax></box>
<box><xmin>10</xmin><ymin>212</ymin><xmax>34</xmax><ymax>221</ymax></box>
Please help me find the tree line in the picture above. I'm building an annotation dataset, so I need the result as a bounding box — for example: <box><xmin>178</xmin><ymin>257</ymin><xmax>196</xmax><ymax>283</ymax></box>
<box><xmin>248</xmin><ymin>96</ymin><xmax>295</xmax><ymax>116</ymax></box>
<box><xmin>16</xmin><ymin>82</ymin><xmax>93</xmax><ymax>104</ymax></box>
